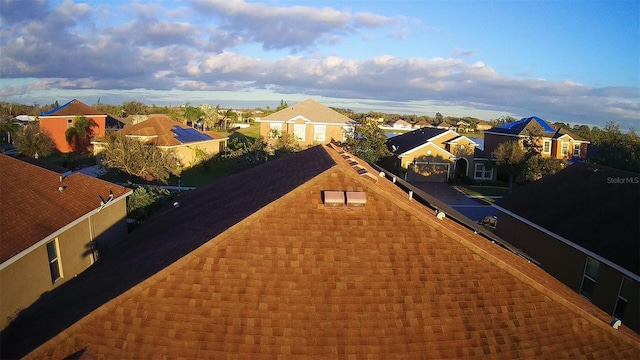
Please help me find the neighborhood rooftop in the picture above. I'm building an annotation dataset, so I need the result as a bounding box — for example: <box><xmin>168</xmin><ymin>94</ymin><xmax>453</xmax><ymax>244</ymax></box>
<box><xmin>0</xmin><ymin>155</ymin><xmax>131</xmax><ymax>265</ymax></box>
<box><xmin>260</xmin><ymin>99</ymin><xmax>354</xmax><ymax>124</ymax></box>
<box><xmin>119</xmin><ymin>115</ymin><xmax>226</xmax><ymax>146</ymax></box>
<box><xmin>3</xmin><ymin>145</ymin><xmax>639</xmax><ymax>358</ymax></box>
<box><xmin>39</xmin><ymin>99</ymin><xmax>104</xmax><ymax>117</ymax></box>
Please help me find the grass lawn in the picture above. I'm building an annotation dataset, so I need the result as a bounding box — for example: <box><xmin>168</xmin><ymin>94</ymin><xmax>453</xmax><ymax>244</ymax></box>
<box><xmin>232</xmin><ymin>123</ymin><xmax>261</xmax><ymax>139</ymax></box>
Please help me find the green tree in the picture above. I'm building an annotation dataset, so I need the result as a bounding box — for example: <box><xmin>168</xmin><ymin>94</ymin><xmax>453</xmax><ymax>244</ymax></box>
<box><xmin>346</xmin><ymin>118</ymin><xmax>391</xmax><ymax>164</ymax></box>
<box><xmin>0</xmin><ymin>119</ymin><xmax>21</xmax><ymax>147</ymax></box>
<box><xmin>13</xmin><ymin>122</ymin><xmax>56</xmax><ymax>157</ymax></box>
<box><xmin>276</xmin><ymin>100</ymin><xmax>289</xmax><ymax>111</ymax></box>
<box><xmin>520</xmin><ymin>156</ymin><xmax>567</xmax><ymax>182</ymax></box>
<box><xmin>99</xmin><ymin>132</ymin><xmax>182</xmax><ymax>184</ymax></box>
<box><xmin>199</xmin><ymin>104</ymin><xmax>218</xmax><ymax>130</ymax></box>
<box><xmin>65</xmin><ymin>115</ymin><xmax>97</xmax><ymax>152</ymax></box>
<box><xmin>492</xmin><ymin>140</ymin><xmax>526</xmax><ymax>193</ymax></box>
<box><xmin>183</xmin><ymin>104</ymin><xmax>204</xmax><ymax>125</ymax></box>
<box><xmin>122</xmin><ymin>101</ymin><xmax>147</xmax><ymax>116</ymax></box>
<box><xmin>590</xmin><ymin>122</ymin><xmax>640</xmax><ymax>172</ymax></box>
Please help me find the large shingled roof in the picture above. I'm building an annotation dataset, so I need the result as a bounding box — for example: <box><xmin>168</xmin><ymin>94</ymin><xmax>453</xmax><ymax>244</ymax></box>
<box><xmin>3</xmin><ymin>147</ymin><xmax>639</xmax><ymax>358</ymax></box>
<box><xmin>119</xmin><ymin>115</ymin><xmax>226</xmax><ymax>146</ymax></box>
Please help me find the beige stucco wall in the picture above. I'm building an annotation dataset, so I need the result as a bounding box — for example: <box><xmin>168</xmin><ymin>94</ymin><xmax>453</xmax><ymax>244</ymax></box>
<box><xmin>0</xmin><ymin>198</ymin><xmax>128</xmax><ymax>330</ymax></box>
<box><xmin>169</xmin><ymin>140</ymin><xmax>227</xmax><ymax>168</ymax></box>
<box><xmin>260</xmin><ymin>121</ymin><xmax>350</xmax><ymax>146</ymax></box>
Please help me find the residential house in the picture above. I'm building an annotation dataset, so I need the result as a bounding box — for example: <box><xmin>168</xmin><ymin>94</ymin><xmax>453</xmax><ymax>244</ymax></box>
<box><xmin>39</xmin><ymin>99</ymin><xmax>113</xmax><ymax>153</ymax></box>
<box><xmin>390</xmin><ymin>119</ymin><xmax>412</xmax><ymax>129</ymax></box>
<box><xmin>433</xmin><ymin>121</ymin><xmax>453</xmax><ymax>130</ymax></box>
<box><xmin>385</xmin><ymin>127</ymin><xmax>494</xmax><ymax>182</ymax></box>
<box><xmin>475</xmin><ymin>120</ymin><xmax>492</xmax><ymax>132</ymax></box>
<box><xmin>484</xmin><ymin>116</ymin><xmax>589</xmax><ymax>161</ymax></box>
<box><xmin>456</xmin><ymin>120</ymin><xmax>470</xmax><ymax>132</ymax></box>
<box><xmin>256</xmin><ymin>99</ymin><xmax>356</xmax><ymax>145</ymax></box>
<box><xmin>0</xmin><ymin>155</ymin><xmax>131</xmax><ymax>331</ymax></box>
<box><xmin>93</xmin><ymin>115</ymin><xmax>228</xmax><ymax>168</ymax></box>
<box><xmin>5</xmin><ymin>144</ymin><xmax>639</xmax><ymax>359</ymax></box>
<box><xmin>493</xmin><ymin>162</ymin><xmax>639</xmax><ymax>332</ymax></box>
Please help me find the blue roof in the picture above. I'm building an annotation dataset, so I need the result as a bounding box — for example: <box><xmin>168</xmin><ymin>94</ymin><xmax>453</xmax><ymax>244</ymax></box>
<box><xmin>39</xmin><ymin>100</ymin><xmax>73</xmax><ymax>116</ymax></box>
<box><xmin>496</xmin><ymin>116</ymin><xmax>555</xmax><ymax>133</ymax></box>
<box><xmin>172</xmin><ymin>126</ymin><xmax>213</xmax><ymax>143</ymax></box>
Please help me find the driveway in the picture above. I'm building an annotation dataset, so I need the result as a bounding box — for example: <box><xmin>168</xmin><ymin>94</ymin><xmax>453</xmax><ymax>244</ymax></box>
<box><xmin>410</xmin><ymin>182</ymin><xmax>497</xmax><ymax>221</ymax></box>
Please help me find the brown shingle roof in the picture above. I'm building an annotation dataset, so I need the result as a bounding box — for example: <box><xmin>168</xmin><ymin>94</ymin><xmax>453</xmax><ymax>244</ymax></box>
<box><xmin>119</xmin><ymin>115</ymin><xmax>225</xmax><ymax>146</ymax></box>
<box><xmin>5</xmin><ymin>147</ymin><xmax>640</xmax><ymax>358</ymax></box>
<box><xmin>260</xmin><ymin>99</ymin><xmax>354</xmax><ymax>124</ymax></box>
<box><xmin>0</xmin><ymin>155</ymin><xmax>131</xmax><ymax>264</ymax></box>
<box><xmin>39</xmin><ymin>99</ymin><xmax>104</xmax><ymax>117</ymax></box>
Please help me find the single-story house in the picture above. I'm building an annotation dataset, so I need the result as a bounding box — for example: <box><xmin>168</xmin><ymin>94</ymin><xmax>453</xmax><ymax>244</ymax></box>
<box><xmin>93</xmin><ymin>115</ymin><xmax>228</xmax><ymax>168</ymax></box>
<box><xmin>385</xmin><ymin>127</ymin><xmax>494</xmax><ymax>182</ymax></box>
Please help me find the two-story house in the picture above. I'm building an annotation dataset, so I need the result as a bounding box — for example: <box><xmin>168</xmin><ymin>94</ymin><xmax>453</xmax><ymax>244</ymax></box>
<box><xmin>493</xmin><ymin>162</ymin><xmax>639</xmax><ymax>332</ymax></box>
<box><xmin>385</xmin><ymin>127</ymin><xmax>494</xmax><ymax>182</ymax></box>
<box><xmin>256</xmin><ymin>99</ymin><xmax>356</xmax><ymax>145</ymax></box>
<box><xmin>484</xmin><ymin>116</ymin><xmax>589</xmax><ymax>161</ymax></box>
<box><xmin>39</xmin><ymin>99</ymin><xmax>113</xmax><ymax>153</ymax></box>
<box><xmin>0</xmin><ymin>155</ymin><xmax>131</xmax><ymax>331</ymax></box>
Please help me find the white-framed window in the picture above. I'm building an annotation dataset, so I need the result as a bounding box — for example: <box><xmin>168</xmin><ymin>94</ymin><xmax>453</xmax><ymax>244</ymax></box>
<box><xmin>573</xmin><ymin>143</ymin><xmax>581</xmax><ymax>157</ymax></box>
<box><xmin>342</xmin><ymin>126</ymin><xmax>355</xmax><ymax>141</ymax></box>
<box><xmin>542</xmin><ymin>140</ymin><xmax>551</xmax><ymax>154</ymax></box>
<box><xmin>269</xmin><ymin>123</ymin><xmax>282</xmax><ymax>139</ymax></box>
<box><xmin>561</xmin><ymin>142</ymin><xmax>569</xmax><ymax>156</ymax></box>
<box><xmin>580</xmin><ymin>257</ymin><xmax>599</xmax><ymax>300</ymax></box>
<box><xmin>314</xmin><ymin>125</ymin><xmax>326</xmax><ymax>142</ymax></box>
<box><xmin>474</xmin><ymin>163</ymin><xmax>492</xmax><ymax>179</ymax></box>
<box><xmin>46</xmin><ymin>239</ymin><xmax>63</xmax><ymax>283</ymax></box>
<box><xmin>67</xmin><ymin>118</ymin><xmax>73</xmax><ymax>128</ymax></box>
<box><xmin>614</xmin><ymin>277</ymin><xmax>632</xmax><ymax>319</ymax></box>
<box><xmin>293</xmin><ymin>124</ymin><xmax>306</xmax><ymax>141</ymax></box>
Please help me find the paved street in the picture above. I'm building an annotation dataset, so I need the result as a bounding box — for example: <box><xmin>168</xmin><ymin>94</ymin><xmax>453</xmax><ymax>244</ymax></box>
<box><xmin>410</xmin><ymin>182</ymin><xmax>498</xmax><ymax>222</ymax></box>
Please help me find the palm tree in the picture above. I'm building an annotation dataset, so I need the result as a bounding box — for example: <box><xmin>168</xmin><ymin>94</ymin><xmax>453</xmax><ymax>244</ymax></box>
<box><xmin>65</xmin><ymin>115</ymin><xmax>97</xmax><ymax>152</ymax></box>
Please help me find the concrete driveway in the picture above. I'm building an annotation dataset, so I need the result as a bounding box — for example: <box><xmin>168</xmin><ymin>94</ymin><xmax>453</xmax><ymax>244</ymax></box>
<box><xmin>410</xmin><ymin>182</ymin><xmax>497</xmax><ymax>221</ymax></box>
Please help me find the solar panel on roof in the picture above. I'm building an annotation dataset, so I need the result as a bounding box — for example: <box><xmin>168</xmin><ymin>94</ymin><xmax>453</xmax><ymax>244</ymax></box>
<box><xmin>172</xmin><ymin>126</ymin><xmax>213</xmax><ymax>143</ymax></box>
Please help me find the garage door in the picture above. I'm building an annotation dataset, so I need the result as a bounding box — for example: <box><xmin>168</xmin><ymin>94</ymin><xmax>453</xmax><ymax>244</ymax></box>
<box><xmin>410</xmin><ymin>162</ymin><xmax>450</xmax><ymax>182</ymax></box>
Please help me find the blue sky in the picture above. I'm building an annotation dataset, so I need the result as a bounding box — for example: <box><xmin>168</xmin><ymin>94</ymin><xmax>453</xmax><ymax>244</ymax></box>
<box><xmin>1</xmin><ymin>0</ymin><xmax>638</xmax><ymax>129</ymax></box>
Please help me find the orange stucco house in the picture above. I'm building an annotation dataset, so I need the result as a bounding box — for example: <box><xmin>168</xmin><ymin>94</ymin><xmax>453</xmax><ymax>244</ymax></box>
<box><xmin>39</xmin><ymin>99</ymin><xmax>107</xmax><ymax>153</ymax></box>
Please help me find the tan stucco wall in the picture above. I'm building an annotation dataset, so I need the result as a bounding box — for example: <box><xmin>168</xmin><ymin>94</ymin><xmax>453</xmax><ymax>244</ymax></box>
<box><xmin>0</xmin><ymin>221</ymin><xmax>93</xmax><ymax>330</ymax></box>
<box><xmin>170</xmin><ymin>140</ymin><xmax>227</xmax><ymax>168</ymax></box>
<box><xmin>0</xmin><ymin>199</ymin><xmax>128</xmax><ymax>330</ymax></box>
<box><xmin>260</xmin><ymin>121</ymin><xmax>349</xmax><ymax>146</ymax></box>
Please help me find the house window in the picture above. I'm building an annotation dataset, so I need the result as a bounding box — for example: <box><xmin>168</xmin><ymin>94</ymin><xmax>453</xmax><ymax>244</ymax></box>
<box><xmin>67</xmin><ymin>119</ymin><xmax>73</xmax><ymax>128</ymax></box>
<box><xmin>314</xmin><ymin>125</ymin><xmax>326</xmax><ymax>142</ymax></box>
<box><xmin>580</xmin><ymin>257</ymin><xmax>599</xmax><ymax>300</ymax></box>
<box><xmin>542</xmin><ymin>140</ymin><xmax>551</xmax><ymax>154</ymax></box>
<box><xmin>293</xmin><ymin>124</ymin><xmax>306</xmax><ymax>141</ymax></box>
<box><xmin>561</xmin><ymin>142</ymin><xmax>569</xmax><ymax>156</ymax></box>
<box><xmin>573</xmin><ymin>143</ymin><xmax>580</xmax><ymax>157</ymax></box>
<box><xmin>474</xmin><ymin>163</ymin><xmax>492</xmax><ymax>179</ymax></box>
<box><xmin>342</xmin><ymin>126</ymin><xmax>355</xmax><ymax>141</ymax></box>
<box><xmin>46</xmin><ymin>239</ymin><xmax>63</xmax><ymax>283</ymax></box>
<box><xmin>269</xmin><ymin>123</ymin><xmax>282</xmax><ymax>139</ymax></box>
<box><xmin>614</xmin><ymin>277</ymin><xmax>632</xmax><ymax>319</ymax></box>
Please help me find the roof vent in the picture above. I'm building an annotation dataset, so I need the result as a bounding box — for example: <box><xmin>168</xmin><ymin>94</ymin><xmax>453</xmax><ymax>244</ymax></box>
<box><xmin>323</xmin><ymin>190</ymin><xmax>345</xmax><ymax>207</ymax></box>
<box><xmin>611</xmin><ymin>318</ymin><xmax>622</xmax><ymax>330</ymax></box>
<box><xmin>346</xmin><ymin>191</ymin><xmax>366</xmax><ymax>207</ymax></box>
<box><xmin>436</xmin><ymin>209</ymin><xmax>446</xmax><ymax>220</ymax></box>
